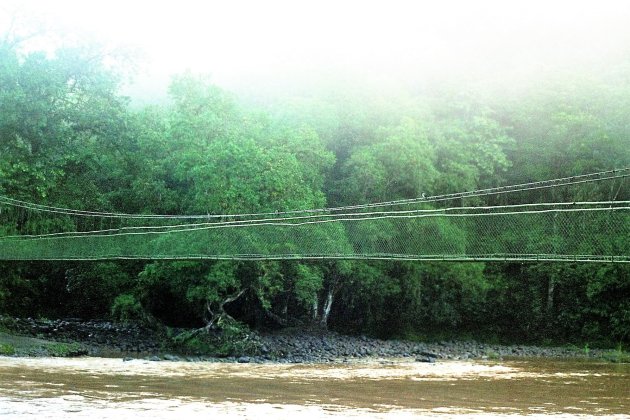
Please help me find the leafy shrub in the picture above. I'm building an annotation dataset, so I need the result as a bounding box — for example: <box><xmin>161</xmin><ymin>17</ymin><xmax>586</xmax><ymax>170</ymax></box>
<box><xmin>171</xmin><ymin>318</ymin><xmax>260</xmax><ymax>357</ymax></box>
<box><xmin>44</xmin><ymin>342</ymin><xmax>86</xmax><ymax>357</ymax></box>
<box><xmin>0</xmin><ymin>343</ymin><xmax>15</xmax><ymax>355</ymax></box>
<box><xmin>110</xmin><ymin>294</ymin><xmax>144</xmax><ymax>322</ymax></box>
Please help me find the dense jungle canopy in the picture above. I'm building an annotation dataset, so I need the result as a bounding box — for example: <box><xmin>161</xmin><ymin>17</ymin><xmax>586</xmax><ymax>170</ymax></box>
<box><xmin>0</xmin><ymin>22</ymin><xmax>629</xmax><ymax>345</ymax></box>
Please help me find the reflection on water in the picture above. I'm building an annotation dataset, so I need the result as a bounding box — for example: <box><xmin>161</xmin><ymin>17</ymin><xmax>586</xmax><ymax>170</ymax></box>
<box><xmin>0</xmin><ymin>357</ymin><xmax>628</xmax><ymax>418</ymax></box>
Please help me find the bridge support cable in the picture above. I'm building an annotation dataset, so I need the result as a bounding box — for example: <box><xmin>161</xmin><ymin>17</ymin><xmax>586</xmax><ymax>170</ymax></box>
<box><xmin>0</xmin><ymin>202</ymin><xmax>627</xmax><ymax>262</ymax></box>
<box><xmin>0</xmin><ymin>168</ymin><xmax>628</xmax><ymax>262</ymax></box>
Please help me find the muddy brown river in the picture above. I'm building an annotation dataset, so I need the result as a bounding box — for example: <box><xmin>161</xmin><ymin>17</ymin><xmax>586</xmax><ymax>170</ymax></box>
<box><xmin>0</xmin><ymin>357</ymin><xmax>628</xmax><ymax>418</ymax></box>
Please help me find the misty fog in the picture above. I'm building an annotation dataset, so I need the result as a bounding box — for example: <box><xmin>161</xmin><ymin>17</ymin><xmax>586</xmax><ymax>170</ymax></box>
<box><xmin>3</xmin><ymin>0</ymin><xmax>630</xmax><ymax>104</ymax></box>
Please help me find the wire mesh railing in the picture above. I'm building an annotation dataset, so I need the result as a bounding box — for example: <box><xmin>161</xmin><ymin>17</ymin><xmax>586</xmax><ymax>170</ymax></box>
<box><xmin>0</xmin><ymin>201</ymin><xmax>628</xmax><ymax>262</ymax></box>
<box><xmin>1</xmin><ymin>168</ymin><xmax>628</xmax><ymax>262</ymax></box>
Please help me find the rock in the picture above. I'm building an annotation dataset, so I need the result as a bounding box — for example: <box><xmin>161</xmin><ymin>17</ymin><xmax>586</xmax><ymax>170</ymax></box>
<box><xmin>237</xmin><ymin>356</ymin><xmax>250</xmax><ymax>363</ymax></box>
<box><xmin>416</xmin><ymin>356</ymin><xmax>436</xmax><ymax>363</ymax></box>
<box><xmin>419</xmin><ymin>351</ymin><xmax>439</xmax><ymax>359</ymax></box>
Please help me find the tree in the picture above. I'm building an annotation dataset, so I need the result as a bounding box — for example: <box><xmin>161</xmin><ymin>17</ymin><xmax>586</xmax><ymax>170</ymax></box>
<box><xmin>0</xmin><ymin>41</ymin><xmax>127</xmax><ymax>205</ymax></box>
<box><xmin>337</xmin><ymin>118</ymin><xmax>438</xmax><ymax>203</ymax></box>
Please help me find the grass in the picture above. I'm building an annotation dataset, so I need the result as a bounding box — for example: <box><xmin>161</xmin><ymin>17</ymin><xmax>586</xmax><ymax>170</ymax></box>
<box><xmin>0</xmin><ymin>332</ymin><xmax>87</xmax><ymax>357</ymax></box>
<box><xmin>44</xmin><ymin>342</ymin><xmax>86</xmax><ymax>357</ymax></box>
<box><xmin>601</xmin><ymin>344</ymin><xmax>630</xmax><ymax>363</ymax></box>
<box><xmin>485</xmin><ymin>350</ymin><xmax>501</xmax><ymax>360</ymax></box>
<box><xmin>0</xmin><ymin>343</ymin><xmax>15</xmax><ymax>355</ymax></box>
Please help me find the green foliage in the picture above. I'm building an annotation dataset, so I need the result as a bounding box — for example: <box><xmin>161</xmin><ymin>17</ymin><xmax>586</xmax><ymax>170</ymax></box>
<box><xmin>0</xmin><ymin>41</ymin><xmax>126</xmax><ymax>205</ymax></box>
<box><xmin>111</xmin><ymin>294</ymin><xmax>144</xmax><ymax>323</ymax></box>
<box><xmin>293</xmin><ymin>264</ymin><xmax>324</xmax><ymax>308</ymax></box>
<box><xmin>170</xmin><ymin>318</ymin><xmax>260</xmax><ymax>357</ymax></box>
<box><xmin>65</xmin><ymin>263</ymin><xmax>135</xmax><ymax>318</ymax></box>
<box><xmin>0</xmin><ymin>267</ymin><xmax>29</xmax><ymax>315</ymax></box>
<box><xmin>0</xmin><ymin>343</ymin><xmax>15</xmax><ymax>355</ymax></box>
<box><xmin>138</xmin><ymin>261</ymin><xmax>214</xmax><ymax>325</ymax></box>
<box><xmin>601</xmin><ymin>345</ymin><xmax>630</xmax><ymax>363</ymax></box>
<box><xmin>339</xmin><ymin>118</ymin><xmax>438</xmax><ymax>202</ymax></box>
<box><xmin>433</xmin><ymin>106</ymin><xmax>514</xmax><ymax>192</ymax></box>
<box><xmin>186</xmin><ymin>262</ymin><xmax>240</xmax><ymax>311</ymax></box>
<box><xmin>0</xmin><ymin>263</ymin><xmax>70</xmax><ymax>318</ymax></box>
<box><xmin>44</xmin><ymin>342</ymin><xmax>86</xmax><ymax>357</ymax></box>
<box><xmin>0</xmin><ymin>29</ymin><xmax>629</xmax><ymax>347</ymax></box>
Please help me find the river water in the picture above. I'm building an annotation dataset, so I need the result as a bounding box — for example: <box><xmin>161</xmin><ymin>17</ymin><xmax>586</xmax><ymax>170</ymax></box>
<box><xmin>0</xmin><ymin>357</ymin><xmax>628</xmax><ymax>419</ymax></box>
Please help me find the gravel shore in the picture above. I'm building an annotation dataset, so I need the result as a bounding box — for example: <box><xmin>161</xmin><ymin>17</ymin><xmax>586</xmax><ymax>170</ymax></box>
<box><xmin>0</xmin><ymin>317</ymin><xmax>618</xmax><ymax>362</ymax></box>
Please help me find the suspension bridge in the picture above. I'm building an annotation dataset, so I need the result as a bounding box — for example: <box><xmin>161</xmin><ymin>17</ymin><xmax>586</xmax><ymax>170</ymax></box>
<box><xmin>0</xmin><ymin>169</ymin><xmax>628</xmax><ymax>262</ymax></box>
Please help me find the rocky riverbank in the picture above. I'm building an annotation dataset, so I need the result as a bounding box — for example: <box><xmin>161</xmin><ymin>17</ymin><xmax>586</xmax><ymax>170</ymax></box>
<box><xmin>0</xmin><ymin>317</ymin><xmax>162</xmax><ymax>356</ymax></box>
<box><xmin>0</xmin><ymin>317</ymin><xmax>626</xmax><ymax>363</ymax></box>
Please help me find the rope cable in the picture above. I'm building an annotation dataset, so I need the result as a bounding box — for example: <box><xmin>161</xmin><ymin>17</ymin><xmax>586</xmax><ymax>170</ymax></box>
<box><xmin>5</xmin><ymin>204</ymin><xmax>629</xmax><ymax>242</ymax></box>
<box><xmin>0</xmin><ymin>168</ymin><xmax>628</xmax><ymax>219</ymax></box>
<box><xmin>1</xmin><ymin>169</ymin><xmax>628</xmax><ymax>262</ymax></box>
<box><xmin>3</xmin><ymin>200</ymin><xmax>628</xmax><ymax>239</ymax></box>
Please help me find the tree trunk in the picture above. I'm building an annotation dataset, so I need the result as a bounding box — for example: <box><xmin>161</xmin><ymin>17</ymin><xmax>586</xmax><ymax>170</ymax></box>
<box><xmin>312</xmin><ymin>295</ymin><xmax>318</xmax><ymax>321</ymax></box>
<box><xmin>203</xmin><ymin>288</ymin><xmax>247</xmax><ymax>330</ymax></box>
<box><xmin>320</xmin><ymin>287</ymin><xmax>334</xmax><ymax>328</ymax></box>
<box><xmin>546</xmin><ymin>274</ymin><xmax>556</xmax><ymax>314</ymax></box>
<box><xmin>545</xmin><ymin>273</ymin><xmax>557</xmax><ymax>330</ymax></box>
<box><xmin>263</xmin><ymin>307</ymin><xmax>288</xmax><ymax>327</ymax></box>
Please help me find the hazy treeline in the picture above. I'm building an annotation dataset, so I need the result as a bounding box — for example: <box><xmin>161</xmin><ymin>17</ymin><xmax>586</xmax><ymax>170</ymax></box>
<box><xmin>1</xmin><ymin>38</ymin><xmax>629</xmax><ymax>345</ymax></box>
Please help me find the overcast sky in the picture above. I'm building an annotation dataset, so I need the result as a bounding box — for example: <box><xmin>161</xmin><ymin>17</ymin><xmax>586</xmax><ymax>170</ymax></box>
<box><xmin>3</xmin><ymin>0</ymin><xmax>630</xmax><ymax>99</ymax></box>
